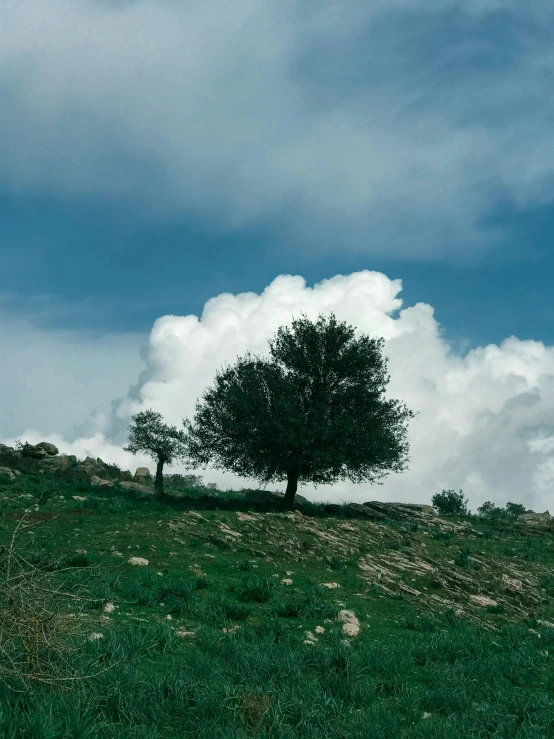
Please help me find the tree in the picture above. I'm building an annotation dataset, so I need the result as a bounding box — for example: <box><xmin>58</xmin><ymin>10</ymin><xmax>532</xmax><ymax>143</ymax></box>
<box><xmin>182</xmin><ymin>311</ymin><xmax>419</xmax><ymax>508</ymax></box>
<box><xmin>432</xmin><ymin>489</ymin><xmax>469</xmax><ymax>516</ymax></box>
<box><xmin>123</xmin><ymin>409</ymin><xmax>189</xmax><ymax>498</ymax></box>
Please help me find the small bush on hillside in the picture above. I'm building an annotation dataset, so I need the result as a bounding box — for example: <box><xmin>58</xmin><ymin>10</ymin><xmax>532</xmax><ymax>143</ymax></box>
<box><xmin>432</xmin><ymin>489</ymin><xmax>469</xmax><ymax>516</ymax></box>
<box><xmin>239</xmin><ymin>575</ymin><xmax>276</xmax><ymax>603</ymax></box>
<box><xmin>477</xmin><ymin>500</ymin><xmax>530</xmax><ymax>521</ymax></box>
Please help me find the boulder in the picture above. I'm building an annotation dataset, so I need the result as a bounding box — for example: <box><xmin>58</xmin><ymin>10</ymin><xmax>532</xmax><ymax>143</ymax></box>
<box><xmin>362</xmin><ymin>501</ymin><xmax>438</xmax><ymax>521</ymax></box>
<box><xmin>324</xmin><ymin>504</ymin><xmax>342</xmax><ymax>514</ymax></box>
<box><xmin>120</xmin><ymin>481</ymin><xmax>154</xmax><ymax>495</ymax></box>
<box><xmin>128</xmin><ymin>557</ymin><xmax>149</xmax><ymax>566</ymax></box>
<box><xmin>90</xmin><ymin>475</ymin><xmax>114</xmax><ymax>488</ymax></box>
<box><xmin>21</xmin><ymin>444</ymin><xmax>49</xmax><ymax>459</ymax></box>
<box><xmin>0</xmin><ymin>467</ymin><xmax>20</xmax><ymax>481</ymax></box>
<box><xmin>347</xmin><ymin>503</ymin><xmax>388</xmax><ymax>519</ymax></box>
<box><xmin>39</xmin><ymin>454</ymin><xmax>72</xmax><ymax>470</ymax></box>
<box><xmin>337</xmin><ymin>609</ymin><xmax>360</xmax><ymax>637</ymax></box>
<box><xmin>134</xmin><ymin>467</ymin><xmax>152</xmax><ymax>481</ymax></box>
<box><xmin>243</xmin><ymin>489</ymin><xmax>310</xmax><ymax>507</ymax></box>
<box><xmin>392</xmin><ymin>503</ymin><xmax>437</xmax><ymax>516</ymax></box>
<box><xmin>34</xmin><ymin>442</ymin><xmax>59</xmax><ymax>456</ymax></box>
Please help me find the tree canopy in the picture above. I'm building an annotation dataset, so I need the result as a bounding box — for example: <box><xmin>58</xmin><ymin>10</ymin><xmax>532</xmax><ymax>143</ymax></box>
<box><xmin>182</xmin><ymin>311</ymin><xmax>419</xmax><ymax>507</ymax></box>
<box><xmin>124</xmin><ymin>408</ymin><xmax>189</xmax><ymax>497</ymax></box>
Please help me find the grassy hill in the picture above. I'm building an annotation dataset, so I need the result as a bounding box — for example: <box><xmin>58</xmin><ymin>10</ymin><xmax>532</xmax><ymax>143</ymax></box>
<box><xmin>0</xmin><ymin>468</ymin><xmax>554</xmax><ymax>738</ymax></box>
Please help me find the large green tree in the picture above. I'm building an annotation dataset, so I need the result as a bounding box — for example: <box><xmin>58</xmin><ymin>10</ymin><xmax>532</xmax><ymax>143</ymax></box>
<box><xmin>182</xmin><ymin>312</ymin><xmax>419</xmax><ymax>508</ymax></box>
<box><xmin>123</xmin><ymin>409</ymin><xmax>189</xmax><ymax>498</ymax></box>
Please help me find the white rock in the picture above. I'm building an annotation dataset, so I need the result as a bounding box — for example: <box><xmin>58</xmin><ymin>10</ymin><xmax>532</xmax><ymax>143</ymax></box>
<box><xmin>337</xmin><ymin>609</ymin><xmax>360</xmax><ymax>637</ymax></box>
<box><xmin>128</xmin><ymin>557</ymin><xmax>149</xmax><ymax>566</ymax></box>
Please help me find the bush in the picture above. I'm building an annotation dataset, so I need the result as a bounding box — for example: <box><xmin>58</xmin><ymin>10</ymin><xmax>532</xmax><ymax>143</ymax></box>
<box><xmin>432</xmin><ymin>489</ymin><xmax>468</xmax><ymax>516</ymax></box>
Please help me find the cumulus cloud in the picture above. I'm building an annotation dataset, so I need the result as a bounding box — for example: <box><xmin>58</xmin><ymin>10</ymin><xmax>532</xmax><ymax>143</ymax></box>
<box><xmin>3</xmin><ymin>270</ymin><xmax>553</xmax><ymax>514</ymax></box>
<box><xmin>1</xmin><ymin>0</ymin><xmax>554</xmax><ymax>261</ymax></box>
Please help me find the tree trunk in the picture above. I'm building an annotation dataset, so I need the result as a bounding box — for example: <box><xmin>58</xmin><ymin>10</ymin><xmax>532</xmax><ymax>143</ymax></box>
<box><xmin>155</xmin><ymin>459</ymin><xmax>165</xmax><ymax>498</ymax></box>
<box><xmin>284</xmin><ymin>468</ymin><xmax>298</xmax><ymax>509</ymax></box>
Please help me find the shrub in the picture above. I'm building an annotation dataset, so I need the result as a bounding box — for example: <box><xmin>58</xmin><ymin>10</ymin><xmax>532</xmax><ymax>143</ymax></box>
<box><xmin>432</xmin><ymin>489</ymin><xmax>468</xmax><ymax>516</ymax></box>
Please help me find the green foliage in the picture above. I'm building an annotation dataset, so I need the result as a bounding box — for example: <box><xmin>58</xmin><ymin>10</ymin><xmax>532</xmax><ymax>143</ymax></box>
<box><xmin>124</xmin><ymin>409</ymin><xmax>190</xmax><ymax>496</ymax></box>
<box><xmin>124</xmin><ymin>409</ymin><xmax>189</xmax><ymax>465</ymax></box>
<box><xmin>238</xmin><ymin>574</ymin><xmax>276</xmax><ymax>603</ymax></box>
<box><xmin>182</xmin><ymin>311</ymin><xmax>419</xmax><ymax>505</ymax></box>
<box><xmin>478</xmin><ymin>500</ymin><xmax>530</xmax><ymax>521</ymax></box>
<box><xmin>432</xmin><ymin>488</ymin><xmax>469</xmax><ymax>516</ymax></box>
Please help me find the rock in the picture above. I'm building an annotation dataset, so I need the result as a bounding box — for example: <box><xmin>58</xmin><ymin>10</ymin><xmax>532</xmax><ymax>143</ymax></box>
<box><xmin>128</xmin><ymin>557</ymin><xmax>149</xmax><ymax>566</ymax></box>
<box><xmin>0</xmin><ymin>467</ymin><xmax>20</xmax><ymax>481</ymax></box>
<box><xmin>501</xmin><ymin>574</ymin><xmax>523</xmax><ymax>593</ymax></box>
<box><xmin>324</xmin><ymin>504</ymin><xmax>342</xmax><ymax>514</ymax></box>
<box><xmin>518</xmin><ymin>512</ymin><xmax>552</xmax><ymax>527</ymax></box>
<box><xmin>83</xmin><ymin>456</ymin><xmax>97</xmax><ymax>466</ymax></box>
<box><xmin>337</xmin><ymin>609</ymin><xmax>360</xmax><ymax>637</ymax></box>
<box><xmin>243</xmin><ymin>489</ymin><xmax>310</xmax><ymax>507</ymax></box>
<box><xmin>468</xmin><ymin>594</ymin><xmax>498</xmax><ymax>607</ymax></box>
<box><xmin>21</xmin><ymin>444</ymin><xmax>49</xmax><ymax>459</ymax></box>
<box><xmin>0</xmin><ymin>444</ymin><xmax>15</xmax><ymax>455</ymax></box>
<box><xmin>72</xmin><ymin>496</ymin><xmax>87</xmax><ymax>501</ymax></box>
<box><xmin>281</xmin><ymin>578</ymin><xmax>293</xmax><ymax>585</ymax></box>
<box><xmin>321</xmin><ymin>582</ymin><xmax>341</xmax><ymax>589</ymax></box>
<box><xmin>134</xmin><ymin>467</ymin><xmax>152</xmax><ymax>481</ymax></box>
<box><xmin>347</xmin><ymin>503</ymin><xmax>388</xmax><ymax>519</ymax></box>
<box><xmin>34</xmin><ymin>442</ymin><xmax>58</xmax><ymax>456</ymax></box>
<box><xmin>90</xmin><ymin>475</ymin><xmax>114</xmax><ymax>488</ymax></box>
<box><xmin>175</xmin><ymin>629</ymin><xmax>197</xmax><ymax>638</ymax></box>
<box><xmin>120</xmin><ymin>481</ymin><xmax>154</xmax><ymax>494</ymax></box>
<box><xmin>39</xmin><ymin>454</ymin><xmax>72</xmax><ymax>470</ymax></box>
<box><xmin>392</xmin><ymin>503</ymin><xmax>437</xmax><ymax>516</ymax></box>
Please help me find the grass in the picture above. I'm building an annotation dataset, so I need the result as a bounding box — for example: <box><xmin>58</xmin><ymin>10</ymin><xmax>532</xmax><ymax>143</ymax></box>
<box><xmin>0</xmin><ymin>470</ymin><xmax>553</xmax><ymax>737</ymax></box>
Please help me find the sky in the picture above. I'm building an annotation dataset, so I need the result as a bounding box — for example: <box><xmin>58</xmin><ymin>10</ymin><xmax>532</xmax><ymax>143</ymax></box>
<box><xmin>1</xmin><ymin>0</ymin><xmax>553</xmax><ymax>514</ymax></box>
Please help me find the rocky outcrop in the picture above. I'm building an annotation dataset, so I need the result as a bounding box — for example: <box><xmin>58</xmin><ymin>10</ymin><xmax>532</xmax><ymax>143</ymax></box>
<box><xmin>90</xmin><ymin>475</ymin><xmax>114</xmax><ymax>488</ymax></box>
<box><xmin>120</xmin><ymin>481</ymin><xmax>154</xmax><ymax>495</ymax></box>
<box><xmin>244</xmin><ymin>489</ymin><xmax>310</xmax><ymax>507</ymax></box>
<box><xmin>517</xmin><ymin>512</ymin><xmax>552</xmax><ymax>527</ymax></box>
<box><xmin>134</xmin><ymin>467</ymin><xmax>152</xmax><ymax>482</ymax></box>
<box><xmin>0</xmin><ymin>467</ymin><xmax>21</xmax><ymax>481</ymax></box>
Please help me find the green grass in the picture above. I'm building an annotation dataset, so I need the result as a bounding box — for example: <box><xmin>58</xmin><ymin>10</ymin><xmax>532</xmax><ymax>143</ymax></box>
<box><xmin>0</xmin><ymin>470</ymin><xmax>554</xmax><ymax>737</ymax></box>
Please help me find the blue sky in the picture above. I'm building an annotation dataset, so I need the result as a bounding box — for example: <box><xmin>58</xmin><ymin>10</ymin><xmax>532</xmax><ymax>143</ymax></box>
<box><xmin>1</xmin><ymin>0</ymin><xmax>553</xmax><ymax>513</ymax></box>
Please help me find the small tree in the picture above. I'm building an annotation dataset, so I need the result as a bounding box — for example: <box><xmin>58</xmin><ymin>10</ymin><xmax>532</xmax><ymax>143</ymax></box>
<box><xmin>432</xmin><ymin>489</ymin><xmax>469</xmax><ymax>516</ymax></box>
<box><xmin>123</xmin><ymin>409</ymin><xmax>189</xmax><ymax>498</ymax></box>
<box><xmin>182</xmin><ymin>311</ymin><xmax>419</xmax><ymax>508</ymax></box>
<box><xmin>505</xmin><ymin>502</ymin><xmax>529</xmax><ymax>518</ymax></box>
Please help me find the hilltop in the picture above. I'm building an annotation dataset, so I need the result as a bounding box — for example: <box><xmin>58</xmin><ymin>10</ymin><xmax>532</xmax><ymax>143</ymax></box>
<box><xmin>0</xmin><ymin>441</ymin><xmax>554</xmax><ymax>737</ymax></box>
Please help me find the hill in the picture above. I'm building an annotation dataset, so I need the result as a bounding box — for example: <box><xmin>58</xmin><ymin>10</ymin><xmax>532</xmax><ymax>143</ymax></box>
<box><xmin>0</xmin><ymin>443</ymin><xmax>553</xmax><ymax>737</ymax></box>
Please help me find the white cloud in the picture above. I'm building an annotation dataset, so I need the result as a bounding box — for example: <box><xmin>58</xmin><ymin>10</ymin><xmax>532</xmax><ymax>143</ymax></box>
<box><xmin>1</xmin><ymin>0</ymin><xmax>554</xmax><ymax>261</ymax></box>
<box><xmin>3</xmin><ymin>269</ymin><xmax>553</xmax><ymax>514</ymax></box>
<box><xmin>0</xmin><ymin>307</ymin><xmax>145</xmax><ymax>444</ymax></box>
